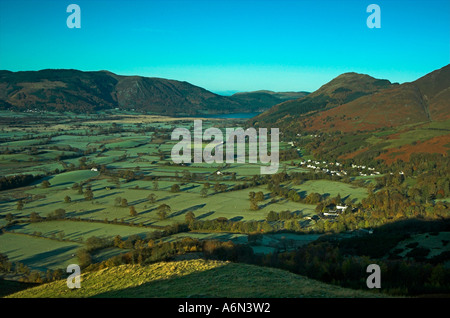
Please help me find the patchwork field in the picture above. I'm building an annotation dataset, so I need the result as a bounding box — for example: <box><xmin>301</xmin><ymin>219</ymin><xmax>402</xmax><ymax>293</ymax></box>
<box><xmin>0</xmin><ymin>233</ymin><xmax>82</xmax><ymax>271</ymax></box>
<box><xmin>0</xmin><ymin>111</ymin><xmax>377</xmax><ymax>291</ymax></box>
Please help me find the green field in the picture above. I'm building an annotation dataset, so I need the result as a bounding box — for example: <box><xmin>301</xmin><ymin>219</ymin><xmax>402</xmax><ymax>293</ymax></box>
<box><xmin>0</xmin><ymin>233</ymin><xmax>82</xmax><ymax>271</ymax></box>
<box><xmin>291</xmin><ymin>180</ymin><xmax>368</xmax><ymax>203</ymax></box>
<box><xmin>8</xmin><ymin>220</ymin><xmax>154</xmax><ymax>241</ymax></box>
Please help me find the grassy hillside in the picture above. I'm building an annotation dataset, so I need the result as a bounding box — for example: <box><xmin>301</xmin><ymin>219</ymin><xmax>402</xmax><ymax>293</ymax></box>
<box><xmin>6</xmin><ymin>259</ymin><xmax>385</xmax><ymax>298</ymax></box>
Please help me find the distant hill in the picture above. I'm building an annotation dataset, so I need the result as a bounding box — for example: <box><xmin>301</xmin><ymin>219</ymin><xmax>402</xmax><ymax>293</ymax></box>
<box><xmin>5</xmin><ymin>259</ymin><xmax>383</xmax><ymax>298</ymax></box>
<box><xmin>0</xmin><ymin>69</ymin><xmax>301</xmax><ymax>116</ymax></box>
<box><xmin>251</xmin><ymin>65</ymin><xmax>450</xmax><ymax>132</ymax></box>
<box><xmin>229</xmin><ymin>90</ymin><xmax>309</xmax><ymax>112</ymax></box>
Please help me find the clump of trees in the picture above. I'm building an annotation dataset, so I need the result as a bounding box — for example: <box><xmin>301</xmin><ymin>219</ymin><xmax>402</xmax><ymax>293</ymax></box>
<box><xmin>76</xmin><ymin>236</ymin><xmax>114</xmax><ymax>268</ymax></box>
<box><xmin>170</xmin><ymin>184</ymin><xmax>180</xmax><ymax>193</ymax></box>
<box><xmin>0</xmin><ymin>253</ymin><xmax>64</xmax><ymax>284</ymax></box>
<box><xmin>16</xmin><ymin>200</ymin><xmax>24</xmax><ymax>210</ymax></box>
<box><xmin>157</xmin><ymin>204</ymin><xmax>171</xmax><ymax>220</ymax></box>
<box><xmin>266</xmin><ymin>210</ymin><xmax>302</xmax><ymax>222</ymax></box>
<box><xmin>84</xmin><ymin>237</ymin><xmax>254</xmax><ymax>272</ymax></box>
<box><xmin>0</xmin><ymin>174</ymin><xmax>40</xmax><ymax>191</ymax></box>
<box><xmin>29</xmin><ymin>212</ymin><xmax>42</xmax><ymax>222</ymax></box>
<box><xmin>189</xmin><ymin>218</ymin><xmax>275</xmax><ymax>233</ymax></box>
<box><xmin>47</xmin><ymin>208</ymin><xmax>66</xmax><ymax>219</ymax></box>
<box><xmin>41</xmin><ymin>180</ymin><xmax>51</xmax><ymax>188</ymax></box>
<box><xmin>114</xmin><ymin>197</ymin><xmax>128</xmax><ymax>207</ymax></box>
<box><xmin>249</xmin><ymin>191</ymin><xmax>264</xmax><ymax>211</ymax></box>
<box><xmin>84</xmin><ymin>187</ymin><xmax>94</xmax><ymax>201</ymax></box>
<box><xmin>129</xmin><ymin>206</ymin><xmax>137</xmax><ymax>217</ymax></box>
<box><xmin>147</xmin><ymin>193</ymin><xmax>157</xmax><ymax>203</ymax></box>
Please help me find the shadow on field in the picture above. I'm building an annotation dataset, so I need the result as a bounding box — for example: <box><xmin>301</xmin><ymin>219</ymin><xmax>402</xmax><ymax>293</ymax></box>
<box><xmin>208</xmin><ymin>233</ymin><xmax>247</xmax><ymax>242</ymax></box>
<box><xmin>21</xmin><ymin>245</ymin><xmax>79</xmax><ymax>271</ymax></box>
<box><xmin>90</xmin><ymin>263</ymin><xmax>231</xmax><ymax>298</ymax></box>
<box><xmin>50</xmin><ymin>181</ymin><xmax>73</xmax><ymax>188</ymax></box>
<box><xmin>158</xmin><ymin>195</ymin><xmax>179</xmax><ymax>202</ymax></box>
<box><xmin>94</xmin><ymin>191</ymin><xmax>121</xmax><ymax>200</ymax></box>
<box><xmin>44</xmin><ymin>228</ymin><xmax>99</xmax><ymax>239</ymax></box>
<box><xmin>129</xmin><ymin>198</ymin><xmax>148</xmax><ymax>206</ymax></box>
<box><xmin>7</xmin><ymin>223</ymin><xmax>27</xmax><ymax>231</ymax></box>
<box><xmin>32</xmin><ymin>201</ymin><xmax>60</xmax><ymax>208</ymax></box>
<box><xmin>0</xmin><ymin>202</ymin><xmax>12</xmax><ymax>211</ymax></box>
<box><xmin>168</xmin><ymin>204</ymin><xmax>206</xmax><ymax>219</ymax></box>
<box><xmin>196</xmin><ymin>211</ymin><xmax>215</xmax><ymax>220</ymax></box>
<box><xmin>1</xmin><ymin>248</ymin><xmax>22</xmax><ymax>257</ymax></box>
<box><xmin>181</xmin><ymin>184</ymin><xmax>199</xmax><ymax>192</ymax></box>
<box><xmin>298</xmin><ymin>190</ymin><xmax>307</xmax><ymax>199</ymax></box>
<box><xmin>68</xmin><ymin>208</ymin><xmax>105</xmax><ymax>217</ymax></box>
<box><xmin>258</xmin><ymin>202</ymin><xmax>272</xmax><ymax>209</ymax></box>
<box><xmin>139</xmin><ymin>207</ymin><xmax>157</xmax><ymax>215</ymax></box>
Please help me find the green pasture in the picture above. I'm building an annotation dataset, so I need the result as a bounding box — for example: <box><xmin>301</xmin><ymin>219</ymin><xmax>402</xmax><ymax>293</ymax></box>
<box><xmin>161</xmin><ymin>231</ymin><xmax>248</xmax><ymax>244</ymax></box>
<box><xmin>291</xmin><ymin>179</ymin><xmax>368</xmax><ymax>203</ymax></box>
<box><xmin>2</xmin><ymin>175</ymin><xmax>364</xmax><ymax>228</ymax></box>
<box><xmin>8</xmin><ymin>220</ymin><xmax>153</xmax><ymax>241</ymax></box>
<box><xmin>0</xmin><ymin>233</ymin><xmax>82</xmax><ymax>271</ymax></box>
<box><xmin>10</xmin><ymin>177</ymin><xmax>316</xmax><ymax>225</ymax></box>
<box><xmin>0</xmin><ymin>138</ymin><xmax>46</xmax><ymax>148</ymax></box>
<box><xmin>104</xmin><ymin>137</ymin><xmax>150</xmax><ymax>149</ymax></box>
<box><xmin>42</xmin><ymin>170</ymin><xmax>99</xmax><ymax>188</ymax></box>
<box><xmin>0</xmin><ymin>153</ymin><xmax>35</xmax><ymax>162</ymax></box>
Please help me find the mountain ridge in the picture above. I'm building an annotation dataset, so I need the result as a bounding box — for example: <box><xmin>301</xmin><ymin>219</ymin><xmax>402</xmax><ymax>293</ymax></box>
<box><xmin>250</xmin><ymin>71</ymin><xmax>395</xmax><ymax>127</ymax></box>
<box><xmin>251</xmin><ymin>64</ymin><xmax>450</xmax><ymax>132</ymax></box>
<box><xmin>0</xmin><ymin>69</ymin><xmax>303</xmax><ymax>116</ymax></box>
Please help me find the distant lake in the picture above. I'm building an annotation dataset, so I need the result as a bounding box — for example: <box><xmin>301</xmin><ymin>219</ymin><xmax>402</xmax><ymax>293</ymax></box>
<box><xmin>199</xmin><ymin>112</ymin><xmax>261</xmax><ymax>119</ymax></box>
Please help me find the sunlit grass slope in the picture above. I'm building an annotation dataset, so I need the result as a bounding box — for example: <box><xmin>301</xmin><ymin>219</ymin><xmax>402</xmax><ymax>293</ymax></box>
<box><xmin>7</xmin><ymin>259</ymin><xmax>385</xmax><ymax>298</ymax></box>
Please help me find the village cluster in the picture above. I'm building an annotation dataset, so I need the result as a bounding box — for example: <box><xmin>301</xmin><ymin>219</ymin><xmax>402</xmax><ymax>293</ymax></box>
<box><xmin>297</xmin><ymin>158</ymin><xmax>381</xmax><ymax>177</ymax></box>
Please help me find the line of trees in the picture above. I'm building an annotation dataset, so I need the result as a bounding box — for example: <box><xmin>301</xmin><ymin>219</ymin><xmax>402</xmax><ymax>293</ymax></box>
<box><xmin>81</xmin><ymin>237</ymin><xmax>254</xmax><ymax>273</ymax></box>
<box><xmin>0</xmin><ymin>253</ymin><xmax>65</xmax><ymax>284</ymax></box>
<box><xmin>0</xmin><ymin>174</ymin><xmax>41</xmax><ymax>191</ymax></box>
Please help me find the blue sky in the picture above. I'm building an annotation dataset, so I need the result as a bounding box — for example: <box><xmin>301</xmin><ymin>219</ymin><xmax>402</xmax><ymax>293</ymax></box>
<box><xmin>0</xmin><ymin>0</ymin><xmax>449</xmax><ymax>93</ymax></box>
